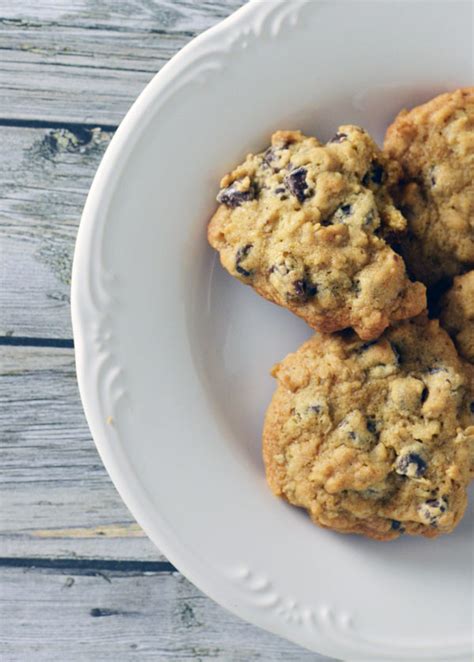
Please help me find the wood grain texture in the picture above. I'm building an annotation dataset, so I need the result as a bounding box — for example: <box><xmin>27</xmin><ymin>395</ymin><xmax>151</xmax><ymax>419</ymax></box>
<box><xmin>0</xmin><ymin>565</ymin><xmax>324</xmax><ymax>661</ymax></box>
<box><xmin>0</xmin><ymin>125</ymin><xmax>112</xmax><ymax>337</ymax></box>
<box><xmin>0</xmin><ymin>345</ymin><xmax>163</xmax><ymax>561</ymax></box>
<box><xmin>0</xmin><ymin>0</ymin><xmax>246</xmax><ymax>125</ymax></box>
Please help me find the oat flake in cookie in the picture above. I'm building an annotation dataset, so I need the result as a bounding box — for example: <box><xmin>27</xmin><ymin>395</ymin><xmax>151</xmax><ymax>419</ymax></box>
<box><xmin>384</xmin><ymin>87</ymin><xmax>474</xmax><ymax>285</ymax></box>
<box><xmin>208</xmin><ymin>126</ymin><xmax>426</xmax><ymax>340</ymax></box>
<box><xmin>263</xmin><ymin>317</ymin><xmax>474</xmax><ymax>541</ymax></box>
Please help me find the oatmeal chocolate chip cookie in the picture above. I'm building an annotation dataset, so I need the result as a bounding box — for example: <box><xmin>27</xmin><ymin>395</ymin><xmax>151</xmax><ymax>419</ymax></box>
<box><xmin>263</xmin><ymin>317</ymin><xmax>473</xmax><ymax>540</ymax></box>
<box><xmin>440</xmin><ymin>270</ymin><xmax>474</xmax><ymax>364</ymax></box>
<box><xmin>208</xmin><ymin>126</ymin><xmax>426</xmax><ymax>340</ymax></box>
<box><xmin>384</xmin><ymin>88</ymin><xmax>474</xmax><ymax>285</ymax></box>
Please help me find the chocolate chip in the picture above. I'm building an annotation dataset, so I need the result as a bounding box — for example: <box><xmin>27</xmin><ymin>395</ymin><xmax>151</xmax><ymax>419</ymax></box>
<box><xmin>217</xmin><ymin>181</ymin><xmax>257</xmax><ymax>208</ymax></box>
<box><xmin>327</xmin><ymin>202</ymin><xmax>355</xmax><ymax>226</ymax></box>
<box><xmin>329</xmin><ymin>132</ymin><xmax>348</xmax><ymax>143</ymax></box>
<box><xmin>366</xmin><ymin>418</ymin><xmax>377</xmax><ymax>434</ymax></box>
<box><xmin>426</xmin><ymin>496</ymin><xmax>448</xmax><ymax>508</ymax></box>
<box><xmin>263</xmin><ymin>147</ymin><xmax>279</xmax><ymax>169</ymax></box>
<box><xmin>396</xmin><ymin>452</ymin><xmax>427</xmax><ymax>478</ymax></box>
<box><xmin>295</xmin><ymin>402</ymin><xmax>327</xmax><ymax>423</ymax></box>
<box><xmin>235</xmin><ymin>244</ymin><xmax>253</xmax><ymax>277</ymax></box>
<box><xmin>293</xmin><ymin>278</ymin><xmax>317</xmax><ymax>301</ymax></box>
<box><xmin>264</xmin><ymin>145</ymin><xmax>291</xmax><ymax>172</ymax></box>
<box><xmin>362</xmin><ymin>161</ymin><xmax>385</xmax><ymax>186</ymax></box>
<box><xmin>420</xmin><ymin>387</ymin><xmax>429</xmax><ymax>404</ymax></box>
<box><xmin>263</xmin><ymin>147</ymin><xmax>275</xmax><ymax>163</ymax></box>
<box><xmin>274</xmin><ymin>185</ymin><xmax>289</xmax><ymax>200</ymax></box>
<box><xmin>419</xmin><ymin>497</ymin><xmax>448</xmax><ymax>526</ymax></box>
<box><xmin>425</xmin><ymin>498</ymin><xmax>446</xmax><ymax>513</ymax></box>
<box><xmin>308</xmin><ymin>404</ymin><xmax>322</xmax><ymax>414</ymax></box>
<box><xmin>391</xmin><ymin>520</ymin><xmax>403</xmax><ymax>531</ymax></box>
<box><xmin>470</xmin><ymin>402</ymin><xmax>474</xmax><ymax>414</ymax></box>
<box><xmin>320</xmin><ymin>217</ymin><xmax>333</xmax><ymax>227</ymax></box>
<box><xmin>284</xmin><ymin>167</ymin><xmax>311</xmax><ymax>203</ymax></box>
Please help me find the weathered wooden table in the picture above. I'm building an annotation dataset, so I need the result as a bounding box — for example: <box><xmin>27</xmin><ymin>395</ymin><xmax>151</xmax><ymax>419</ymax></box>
<box><xmin>0</xmin><ymin>2</ymin><xmax>330</xmax><ymax>659</ymax></box>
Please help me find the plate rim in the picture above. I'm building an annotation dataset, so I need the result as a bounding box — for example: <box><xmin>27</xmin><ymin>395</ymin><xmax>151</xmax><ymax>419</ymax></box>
<box><xmin>71</xmin><ymin>1</ymin><xmax>473</xmax><ymax>659</ymax></box>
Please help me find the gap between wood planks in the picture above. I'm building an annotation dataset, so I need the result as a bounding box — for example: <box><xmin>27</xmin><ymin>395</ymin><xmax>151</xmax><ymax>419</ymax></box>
<box><xmin>0</xmin><ymin>118</ymin><xmax>118</xmax><ymax>131</ymax></box>
<box><xmin>0</xmin><ymin>336</ymin><xmax>74</xmax><ymax>347</ymax></box>
<box><xmin>0</xmin><ymin>557</ymin><xmax>176</xmax><ymax>573</ymax></box>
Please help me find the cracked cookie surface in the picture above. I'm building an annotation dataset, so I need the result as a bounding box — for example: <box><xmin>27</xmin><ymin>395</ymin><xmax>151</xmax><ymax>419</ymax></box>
<box><xmin>208</xmin><ymin>126</ymin><xmax>426</xmax><ymax>340</ymax></box>
<box><xmin>263</xmin><ymin>317</ymin><xmax>474</xmax><ymax>540</ymax></box>
<box><xmin>384</xmin><ymin>88</ymin><xmax>474</xmax><ymax>285</ymax></box>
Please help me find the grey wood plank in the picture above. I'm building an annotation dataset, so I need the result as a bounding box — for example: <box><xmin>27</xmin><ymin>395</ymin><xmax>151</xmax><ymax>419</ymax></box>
<box><xmin>0</xmin><ymin>345</ymin><xmax>164</xmax><ymax>561</ymax></box>
<box><xmin>1</xmin><ymin>236</ymin><xmax>71</xmax><ymax>338</ymax></box>
<box><xmin>0</xmin><ymin>125</ymin><xmax>113</xmax><ymax>337</ymax></box>
<box><xmin>0</xmin><ymin>565</ymin><xmax>327</xmax><ymax>661</ymax></box>
<box><xmin>0</xmin><ymin>0</ymin><xmax>246</xmax><ymax>125</ymax></box>
<box><xmin>0</xmin><ymin>0</ymin><xmax>246</xmax><ymax>32</ymax></box>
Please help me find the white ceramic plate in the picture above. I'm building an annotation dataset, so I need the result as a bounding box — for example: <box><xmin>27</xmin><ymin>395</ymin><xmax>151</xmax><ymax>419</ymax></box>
<box><xmin>71</xmin><ymin>1</ymin><xmax>474</xmax><ymax>659</ymax></box>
